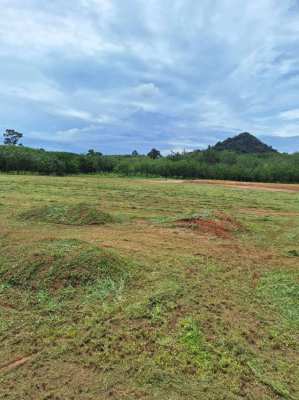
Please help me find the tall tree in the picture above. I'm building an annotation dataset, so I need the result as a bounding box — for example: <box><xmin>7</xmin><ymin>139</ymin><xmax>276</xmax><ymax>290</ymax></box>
<box><xmin>3</xmin><ymin>129</ymin><xmax>23</xmax><ymax>145</ymax></box>
<box><xmin>147</xmin><ymin>148</ymin><xmax>161</xmax><ymax>159</ymax></box>
<box><xmin>87</xmin><ymin>149</ymin><xmax>103</xmax><ymax>156</ymax></box>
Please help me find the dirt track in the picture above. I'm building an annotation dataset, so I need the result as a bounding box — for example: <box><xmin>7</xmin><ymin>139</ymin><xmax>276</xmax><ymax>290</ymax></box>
<box><xmin>0</xmin><ymin>356</ymin><xmax>32</xmax><ymax>373</ymax></box>
<box><xmin>184</xmin><ymin>179</ymin><xmax>299</xmax><ymax>193</ymax></box>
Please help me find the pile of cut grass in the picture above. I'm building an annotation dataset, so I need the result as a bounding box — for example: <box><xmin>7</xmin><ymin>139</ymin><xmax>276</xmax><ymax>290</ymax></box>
<box><xmin>20</xmin><ymin>202</ymin><xmax>115</xmax><ymax>226</ymax></box>
<box><xmin>0</xmin><ymin>239</ymin><xmax>131</xmax><ymax>290</ymax></box>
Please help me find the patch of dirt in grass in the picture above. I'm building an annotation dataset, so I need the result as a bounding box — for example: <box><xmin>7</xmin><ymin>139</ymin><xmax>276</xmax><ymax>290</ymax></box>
<box><xmin>0</xmin><ymin>301</ymin><xmax>16</xmax><ymax>310</ymax></box>
<box><xmin>0</xmin><ymin>356</ymin><xmax>32</xmax><ymax>373</ymax></box>
<box><xmin>184</xmin><ymin>179</ymin><xmax>299</xmax><ymax>193</ymax></box>
<box><xmin>20</xmin><ymin>203</ymin><xmax>115</xmax><ymax>226</ymax></box>
<box><xmin>0</xmin><ymin>360</ymin><xmax>111</xmax><ymax>399</ymax></box>
<box><xmin>177</xmin><ymin>213</ymin><xmax>243</xmax><ymax>239</ymax></box>
<box><xmin>0</xmin><ymin>239</ymin><xmax>131</xmax><ymax>291</ymax></box>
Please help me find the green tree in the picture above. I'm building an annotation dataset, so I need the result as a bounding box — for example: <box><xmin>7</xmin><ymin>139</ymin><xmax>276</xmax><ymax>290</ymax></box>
<box><xmin>147</xmin><ymin>148</ymin><xmax>161</xmax><ymax>159</ymax></box>
<box><xmin>3</xmin><ymin>129</ymin><xmax>23</xmax><ymax>145</ymax></box>
<box><xmin>87</xmin><ymin>149</ymin><xmax>103</xmax><ymax>156</ymax></box>
<box><xmin>168</xmin><ymin>151</ymin><xmax>183</xmax><ymax>161</ymax></box>
<box><xmin>202</xmin><ymin>147</ymin><xmax>220</xmax><ymax>164</ymax></box>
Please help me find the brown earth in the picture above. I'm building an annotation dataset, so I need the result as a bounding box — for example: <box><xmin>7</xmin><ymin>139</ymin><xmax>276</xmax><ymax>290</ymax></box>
<box><xmin>185</xmin><ymin>179</ymin><xmax>299</xmax><ymax>193</ymax></box>
<box><xmin>177</xmin><ymin>213</ymin><xmax>243</xmax><ymax>239</ymax></box>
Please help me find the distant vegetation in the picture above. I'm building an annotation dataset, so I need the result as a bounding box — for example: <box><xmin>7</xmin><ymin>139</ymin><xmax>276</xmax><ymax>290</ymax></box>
<box><xmin>1</xmin><ymin>131</ymin><xmax>299</xmax><ymax>183</ymax></box>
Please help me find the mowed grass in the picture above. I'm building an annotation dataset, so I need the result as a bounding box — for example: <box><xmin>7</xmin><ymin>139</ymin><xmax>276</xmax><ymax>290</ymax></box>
<box><xmin>20</xmin><ymin>203</ymin><xmax>116</xmax><ymax>226</ymax></box>
<box><xmin>0</xmin><ymin>174</ymin><xmax>298</xmax><ymax>400</ymax></box>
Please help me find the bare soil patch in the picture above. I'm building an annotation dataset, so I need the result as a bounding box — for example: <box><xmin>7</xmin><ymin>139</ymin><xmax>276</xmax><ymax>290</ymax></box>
<box><xmin>184</xmin><ymin>179</ymin><xmax>299</xmax><ymax>193</ymax></box>
<box><xmin>177</xmin><ymin>213</ymin><xmax>242</xmax><ymax>239</ymax></box>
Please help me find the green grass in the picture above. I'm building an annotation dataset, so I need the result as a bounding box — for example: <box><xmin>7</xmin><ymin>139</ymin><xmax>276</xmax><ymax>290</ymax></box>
<box><xmin>257</xmin><ymin>271</ymin><xmax>299</xmax><ymax>328</ymax></box>
<box><xmin>180</xmin><ymin>317</ymin><xmax>211</xmax><ymax>372</ymax></box>
<box><xmin>0</xmin><ymin>239</ymin><xmax>132</xmax><ymax>291</ymax></box>
<box><xmin>20</xmin><ymin>202</ymin><xmax>116</xmax><ymax>225</ymax></box>
<box><xmin>0</xmin><ymin>174</ymin><xmax>298</xmax><ymax>399</ymax></box>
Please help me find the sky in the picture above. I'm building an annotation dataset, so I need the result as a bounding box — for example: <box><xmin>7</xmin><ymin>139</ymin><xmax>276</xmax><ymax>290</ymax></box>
<box><xmin>1</xmin><ymin>0</ymin><xmax>299</xmax><ymax>154</ymax></box>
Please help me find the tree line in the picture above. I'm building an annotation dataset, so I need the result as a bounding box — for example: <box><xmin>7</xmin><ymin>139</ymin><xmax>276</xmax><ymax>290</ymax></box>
<box><xmin>1</xmin><ymin>129</ymin><xmax>299</xmax><ymax>183</ymax></box>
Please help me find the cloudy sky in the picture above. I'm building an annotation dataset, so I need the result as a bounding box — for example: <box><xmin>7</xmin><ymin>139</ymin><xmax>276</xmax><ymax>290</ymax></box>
<box><xmin>1</xmin><ymin>0</ymin><xmax>299</xmax><ymax>154</ymax></box>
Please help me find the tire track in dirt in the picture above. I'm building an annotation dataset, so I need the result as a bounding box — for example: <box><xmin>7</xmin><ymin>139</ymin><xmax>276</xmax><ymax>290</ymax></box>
<box><xmin>0</xmin><ymin>356</ymin><xmax>32</xmax><ymax>373</ymax></box>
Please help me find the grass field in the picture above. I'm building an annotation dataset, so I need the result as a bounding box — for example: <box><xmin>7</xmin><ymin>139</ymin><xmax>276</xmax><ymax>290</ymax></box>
<box><xmin>0</xmin><ymin>174</ymin><xmax>298</xmax><ymax>400</ymax></box>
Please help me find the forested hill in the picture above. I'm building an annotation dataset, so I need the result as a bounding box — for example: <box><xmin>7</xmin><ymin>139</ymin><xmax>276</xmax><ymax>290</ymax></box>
<box><xmin>212</xmin><ymin>132</ymin><xmax>277</xmax><ymax>154</ymax></box>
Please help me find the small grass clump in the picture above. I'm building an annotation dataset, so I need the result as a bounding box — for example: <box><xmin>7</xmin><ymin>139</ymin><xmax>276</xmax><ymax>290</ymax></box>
<box><xmin>0</xmin><ymin>239</ymin><xmax>131</xmax><ymax>291</ymax></box>
<box><xmin>287</xmin><ymin>249</ymin><xmax>299</xmax><ymax>257</ymax></box>
<box><xmin>20</xmin><ymin>203</ymin><xmax>115</xmax><ymax>226</ymax></box>
<box><xmin>180</xmin><ymin>317</ymin><xmax>211</xmax><ymax>373</ymax></box>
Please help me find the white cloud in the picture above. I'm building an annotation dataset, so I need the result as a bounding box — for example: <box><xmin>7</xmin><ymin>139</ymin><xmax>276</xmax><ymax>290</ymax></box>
<box><xmin>0</xmin><ymin>2</ymin><xmax>122</xmax><ymax>58</ymax></box>
<box><xmin>49</xmin><ymin>107</ymin><xmax>114</xmax><ymax>124</ymax></box>
<box><xmin>133</xmin><ymin>83</ymin><xmax>161</xmax><ymax>98</ymax></box>
<box><xmin>279</xmin><ymin>109</ymin><xmax>299</xmax><ymax>121</ymax></box>
<box><xmin>2</xmin><ymin>82</ymin><xmax>64</xmax><ymax>104</ymax></box>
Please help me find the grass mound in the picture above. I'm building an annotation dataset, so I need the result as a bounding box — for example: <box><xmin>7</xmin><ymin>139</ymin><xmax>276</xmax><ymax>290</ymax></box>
<box><xmin>20</xmin><ymin>203</ymin><xmax>115</xmax><ymax>226</ymax></box>
<box><xmin>0</xmin><ymin>239</ymin><xmax>131</xmax><ymax>290</ymax></box>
